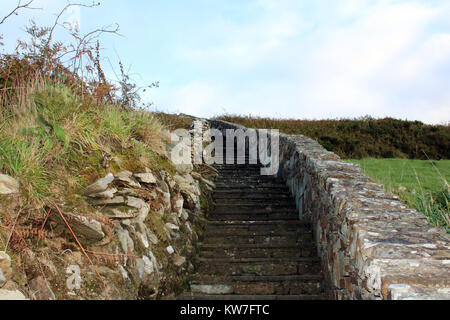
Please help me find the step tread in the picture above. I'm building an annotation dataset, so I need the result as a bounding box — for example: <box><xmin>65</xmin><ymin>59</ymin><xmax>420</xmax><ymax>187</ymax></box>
<box><xmin>202</xmin><ymin>230</ymin><xmax>312</xmax><ymax>236</ymax></box>
<box><xmin>197</xmin><ymin>258</ymin><xmax>320</xmax><ymax>264</ymax></box>
<box><xmin>189</xmin><ymin>274</ymin><xmax>324</xmax><ymax>283</ymax></box>
<box><xmin>198</xmin><ymin>243</ymin><xmax>314</xmax><ymax>249</ymax></box>
<box><xmin>203</xmin><ymin>220</ymin><xmax>310</xmax><ymax>225</ymax></box>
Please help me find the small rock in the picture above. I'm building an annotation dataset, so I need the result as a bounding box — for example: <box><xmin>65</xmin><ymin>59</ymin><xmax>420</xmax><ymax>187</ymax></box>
<box><xmin>175</xmin><ymin>163</ymin><xmax>193</xmax><ymax>175</ymax></box>
<box><xmin>103</xmin><ymin>207</ymin><xmax>137</xmax><ymax>219</ymax></box>
<box><xmin>171</xmin><ymin>194</ymin><xmax>184</xmax><ymax>216</ymax></box>
<box><xmin>118</xmin><ymin>265</ymin><xmax>129</xmax><ymax>281</ymax></box>
<box><xmin>0</xmin><ymin>289</ymin><xmax>26</xmax><ymax>300</ymax></box>
<box><xmin>147</xmin><ymin>231</ymin><xmax>159</xmax><ymax>245</ymax></box>
<box><xmin>87</xmin><ymin>188</ymin><xmax>117</xmax><ymax>199</ymax></box>
<box><xmin>172</xmin><ymin>254</ymin><xmax>186</xmax><ymax>267</ymax></box>
<box><xmin>115</xmin><ymin>171</ymin><xmax>141</xmax><ymax>188</ymax></box>
<box><xmin>180</xmin><ymin>209</ymin><xmax>189</xmax><ymax>221</ymax></box>
<box><xmin>91</xmin><ymin>196</ymin><xmax>125</xmax><ymax>206</ymax></box>
<box><xmin>185</xmin><ymin>221</ymin><xmax>194</xmax><ymax>235</ymax></box>
<box><xmin>142</xmin><ymin>256</ymin><xmax>154</xmax><ymax>274</ymax></box>
<box><xmin>0</xmin><ymin>174</ymin><xmax>19</xmax><ymax>195</ymax></box>
<box><xmin>126</xmin><ymin>197</ymin><xmax>146</xmax><ymax>209</ymax></box>
<box><xmin>83</xmin><ymin>173</ymin><xmax>114</xmax><ymax>196</ymax></box>
<box><xmin>117</xmin><ymin>188</ymin><xmax>139</xmax><ymax>197</ymax></box>
<box><xmin>166</xmin><ymin>246</ymin><xmax>174</xmax><ymax>254</ymax></box>
<box><xmin>0</xmin><ymin>252</ymin><xmax>12</xmax><ymax>288</ymax></box>
<box><xmin>148</xmin><ymin>250</ymin><xmax>160</xmax><ymax>274</ymax></box>
<box><xmin>136</xmin><ymin>232</ymin><xmax>149</xmax><ymax>249</ymax></box>
<box><xmin>134</xmin><ymin>203</ymin><xmax>150</xmax><ymax>223</ymax></box>
<box><xmin>168</xmin><ymin>212</ymin><xmax>181</xmax><ymax>226</ymax></box>
<box><xmin>49</xmin><ymin>214</ymin><xmax>105</xmax><ymax>241</ymax></box>
<box><xmin>117</xmin><ymin>227</ymin><xmax>134</xmax><ymax>256</ymax></box>
<box><xmin>134</xmin><ymin>172</ymin><xmax>157</xmax><ymax>184</ymax></box>
<box><xmin>165</xmin><ymin>223</ymin><xmax>179</xmax><ymax>231</ymax></box>
<box><xmin>181</xmin><ymin>190</ymin><xmax>199</xmax><ymax>210</ymax></box>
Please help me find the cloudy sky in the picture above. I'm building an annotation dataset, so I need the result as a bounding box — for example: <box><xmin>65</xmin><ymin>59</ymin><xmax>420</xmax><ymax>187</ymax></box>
<box><xmin>2</xmin><ymin>0</ymin><xmax>450</xmax><ymax>123</ymax></box>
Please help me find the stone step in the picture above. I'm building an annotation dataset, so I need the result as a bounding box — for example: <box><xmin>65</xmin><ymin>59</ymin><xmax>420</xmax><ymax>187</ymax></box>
<box><xmin>216</xmin><ymin>167</ymin><xmax>262</xmax><ymax>172</ymax></box>
<box><xmin>214</xmin><ymin>201</ymin><xmax>296</xmax><ymax>208</ymax></box>
<box><xmin>212</xmin><ymin>206</ymin><xmax>297</xmax><ymax>215</ymax></box>
<box><xmin>214</xmin><ymin>183</ymin><xmax>289</xmax><ymax>189</ymax></box>
<box><xmin>209</xmin><ymin>213</ymin><xmax>299</xmax><ymax>221</ymax></box>
<box><xmin>202</xmin><ymin>220</ymin><xmax>310</xmax><ymax>232</ymax></box>
<box><xmin>215</xmin><ymin>176</ymin><xmax>284</xmax><ymax>183</ymax></box>
<box><xmin>214</xmin><ymin>164</ymin><xmax>263</xmax><ymax>170</ymax></box>
<box><xmin>213</xmin><ymin>189</ymin><xmax>291</xmax><ymax>195</ymax></box>
<box><xmin>213</xmin><ymin>199</ymin><xmax>295</xmax><ymax>207</ymax></box>
<box><xmin>195</xmin><ymin>258</ymin><xmax>321</xmax><ymax>277</ymax></box>
<box><xmin>198</xmin><ymin>243</ymin><xmax>317</xmax><ymax>259</ymax></box>
<box><xmin>178</xmin><ymin>294</ymin><xmax>327</xmax><ymax>300</ymax></box>
<box><xmin>213</xmin><ymin>193</ymin><xmax>292</xmax><ymax>200</ymax></box>
<box><xmin>201</xmin><ymin>229</ymin><xmax>312</xmax><ymax>238</ymax></box>
<box><xmin>205</xmin><ymin>224</ymin><xmax>311</xmax><ymax>234</ymax></box>
<box><xmin>189</xmin><ymin>275</ymin><xmax>324</xmax><ymax>295</ymax></box>
<box><xmin>200</xmin><ymin>231</ymin><xmax>312</xmax><ymax>245</ymax></box>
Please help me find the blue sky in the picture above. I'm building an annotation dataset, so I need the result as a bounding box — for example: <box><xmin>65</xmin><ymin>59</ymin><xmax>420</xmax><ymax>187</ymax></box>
<box><xmin>2</xmin><ymin>0</ymin><xmax>450</xmax><ymax>124</ymax></box>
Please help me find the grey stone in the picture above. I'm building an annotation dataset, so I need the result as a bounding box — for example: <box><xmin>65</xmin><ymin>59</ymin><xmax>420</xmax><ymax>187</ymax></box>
<box><xmin>87</xmin><ymin>188</ymin><xmax>117</xmax><ymax>199</ymax></box>
<box><xmin>117</xmin><ymin>227</ymin><xmax>134</xmax><ymax>255</ymax></box>
<box><xmin>115</xmin><ymin>171</ymin><xmax>141</xmax><ymax>188</ymax></box>
<box><xmin>0</xmin><ymin>289</ymin><xmax>26</xmax><ymax>300</ymax></box>
<box><xmin>126</xmin><ymin>196</ymin><xmax>146</xmax><ymax>209</ymax></box>
<box><xmin>147</xmin><ymin>231</ymin><xmax>159</xmax><ymax>245</ymax></box>
<box><xmin>83</xmin><ymin>173</ymin><xmax>114</xmax><ymax>196</ymax></box>
<box><xmin>91</xmin><ymin>196</ymin><xmax>125</xmax><ymax>206</ymax></box>
<box><xmin>172</xmin><ymin>254</ymin><xmax>186</xmax><ymax>267</ymax></box>
<box><xmin>166</xmin><ymin>246</ymin><xmax>174</xmax><ymax>254</ymax></box>
<box><xmin>0</xmin><ymin>174</ymin><xmax>19</xmax><ymax>195</ymax></box>
<box><xmin>191</xmin><ymin>284</ymin><xmax>233</xmax><ymax>295</ymax></box>
<box><xmin>103</xmin><ymin>207</ymin><xmax>137</xmax><ymax>219</ymax></box>
<box><xmin>134</xmin><ymin>172</ymin><xmax>157</xmax><ymax>184</ymax></box>
<box><xmin>49</xmin><ymin>214</ymin><xmax>104</xmax><ymax>241</ymax></box>
<box><xmin>175</xmin><ymin>163</ymin><xmax>193</xmax><ymax>175</ymax></box>
<box><xmin>0</xmin><ymin>252</ymin><xmax>12</xmax><ymax>288</ymax></box>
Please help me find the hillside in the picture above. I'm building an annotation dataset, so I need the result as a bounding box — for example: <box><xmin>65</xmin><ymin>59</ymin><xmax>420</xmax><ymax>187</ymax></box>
<box><xmin>216</xmin><ymin>115</ymin><xmax>450</xmax><ymax>160</ymax></box>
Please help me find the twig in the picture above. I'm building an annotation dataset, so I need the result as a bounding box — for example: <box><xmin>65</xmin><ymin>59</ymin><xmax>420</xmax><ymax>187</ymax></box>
<box><xmin>5</xmin><ymin>206</ymin><xmax>24</xmax><ymax>252</ymax></box>
<box><xmin>40</xmin><ymin>207</ymin><xmax>52</xmax><ymax>231</ymax></box>
<box><xmin>52</xmin><ymin>203</ymin><xmax>106</xmax><ymax>288</ymax></box>
<box><xmin>0</xmin><ymin>0</ymin><xmax>41</xmax><ymax>25</ymax></box>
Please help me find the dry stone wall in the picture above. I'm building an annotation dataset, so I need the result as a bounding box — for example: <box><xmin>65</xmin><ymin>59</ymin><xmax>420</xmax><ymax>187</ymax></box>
<box><xmin>210</xmin><ymin>119</ymin><xmax>450</xmax><ymax>300</ymax></box>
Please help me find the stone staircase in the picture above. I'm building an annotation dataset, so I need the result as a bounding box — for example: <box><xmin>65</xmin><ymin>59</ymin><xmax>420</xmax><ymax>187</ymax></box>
<box><xmin>180</xmin><ymin>145</ymin><xmax>327</xmax><ymax>300</ymax></box>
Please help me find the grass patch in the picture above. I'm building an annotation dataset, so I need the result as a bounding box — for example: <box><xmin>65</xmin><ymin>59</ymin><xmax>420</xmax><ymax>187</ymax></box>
<box><xmin>0</xmin><ymin>83</ymin><xmax>167</xmax><ymax>203</ymax></box>
<box><xmin>347</xmin><ymin>158</ymin><xmax>449</xmax><ymax>232</ymax></box>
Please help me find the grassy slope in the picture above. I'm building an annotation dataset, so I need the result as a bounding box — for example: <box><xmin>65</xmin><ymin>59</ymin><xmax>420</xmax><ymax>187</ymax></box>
<box><xmin>0</xmin><ymin>83</ymin><xmax>169</xmax><ymax>204</ymax></box>
<box><xmin>347</xmin><ymin>158</ymin><xmax>449</xmax><ymax>232</ymax></box>
<box><xmin>216</xmin><ymin>115</ymin><xmax>450</xmax><ymax>160</ymax></box>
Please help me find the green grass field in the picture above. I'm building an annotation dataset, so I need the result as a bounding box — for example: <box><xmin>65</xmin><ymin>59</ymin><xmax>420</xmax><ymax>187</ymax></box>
<box><xmin>346</xmin><ymin>158</ymin><xmax>449</xmax><ymax>232</ymax></box>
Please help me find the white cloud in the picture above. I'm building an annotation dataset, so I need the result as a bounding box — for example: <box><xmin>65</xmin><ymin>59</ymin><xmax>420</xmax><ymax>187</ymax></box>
<box><xmin>155</xmin><ymin>0</ymin><xmax>450</xmax><ymax>124</ymax></box>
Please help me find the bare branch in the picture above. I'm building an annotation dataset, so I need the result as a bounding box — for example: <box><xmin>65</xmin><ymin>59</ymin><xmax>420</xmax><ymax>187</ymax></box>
<box><xmin>44</xmin><ymin>1</ymin><xmax>101</xmax><ymax>50</ymax></box>
<box><xmin>0</xmin><ymin>0</ymin><xmax>41</xmax><ymax>25</ymax></box>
